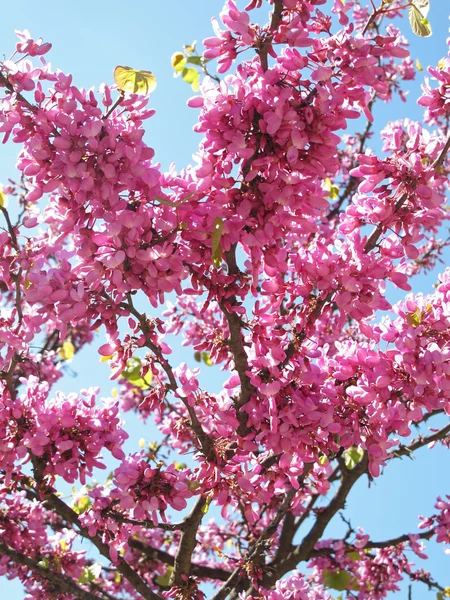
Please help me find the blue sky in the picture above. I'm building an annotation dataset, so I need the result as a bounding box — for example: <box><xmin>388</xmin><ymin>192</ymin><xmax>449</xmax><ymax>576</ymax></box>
<box><xmin>0</xmin><ymin>1</ymin><xmax>449</xmax><ymax>598</ymax></box>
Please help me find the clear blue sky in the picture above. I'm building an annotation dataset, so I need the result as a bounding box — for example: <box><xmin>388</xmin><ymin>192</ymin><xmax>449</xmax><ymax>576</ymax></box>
<box><xmin>0</xmin><ymin>2</ymin><xmax>449</xmax><ymax>598</ymax></box>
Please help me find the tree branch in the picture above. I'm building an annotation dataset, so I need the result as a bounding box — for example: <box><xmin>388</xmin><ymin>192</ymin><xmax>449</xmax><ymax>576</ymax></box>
<box><xmin>260</xmin><ymin>455</ymin><xmax>368</xmax><ymax>589</ymax></box>
<box><xmin>129</xmin><ymin>539</ymin><xmax>231</xmax><ymax>582</ymax></box>
<box><xmin>367</xmin><ymin>528</ymin><xmax>435</xmax><ymax>549</ymax></box>
<box><xmin>0</xmin><ymin>542</ymin><xmax>109</xmax><ymax>600</ymax></box>
<box><xmin>170</xmin><ymin>496</ymin><xmax>208</xmax><ymax>586</ymax></box>
<box><xmin>389</xmin><ymin>423</ymin><xmax>450</xmax><ymax>460</ymax></box>
<box><xmin>210</xmin><ymin>465</ymin><xmax>313</xmax><ymax>600</ymax></box>
<box><xmin>35</xmin><ymin>481</ymin><xmax>162</xmax><ymax>600</ymax></box>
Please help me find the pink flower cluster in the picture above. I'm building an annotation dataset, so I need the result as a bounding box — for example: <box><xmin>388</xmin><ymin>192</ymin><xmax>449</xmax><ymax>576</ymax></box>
<box><xmin>0</xmin><ymin>377</ymin><xmax>127</xmax><ymax>485</ymax></box>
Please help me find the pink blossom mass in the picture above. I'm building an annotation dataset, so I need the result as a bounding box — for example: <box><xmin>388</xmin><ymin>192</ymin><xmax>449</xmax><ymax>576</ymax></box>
<box><xmin>0</xmin><ymin>1</ymin><xmax>449</xmax><ymax>599</ymax></box>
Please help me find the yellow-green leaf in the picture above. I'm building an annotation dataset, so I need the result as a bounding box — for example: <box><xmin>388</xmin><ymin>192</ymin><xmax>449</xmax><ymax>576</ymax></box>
<box><xmin>73</xmin><ymin>495</ymin><xmax>92</xmax><ymax>515</ymax></box>
<box><xmin>408</xmin><ymin>1</ymin><xmax>432</xmax><ymax>37</ymax></box>
<box><xmin>121</xmin><ymin>357</ymin><xmax>152</xmax><ymax>390</ymax></box>
<box><xmin>58</xmin><ymin>341</ymin><xmax>75</xmax><ymax>362</ymax></box>
<box><xmin>156</xmin><ymin>565</ymin><xmax>173</xmax><ymax>587</ymax></box>
<box><xmin>114</xmin><ymin>66</ymin><xmax>157</xmax><ymax>95</ymax></box>
<box><xmin>324</xmin><ymin>177</ymin><xmax>339</xmax><ymax>200</ymax></box>
<box><xmin>211</xmin><ymin>217</ymin><xmax>224</xmax><ymax>268</ymax></box>
<box><xmin>0</xmin><ymin>191</ymin><xmax>8</xmax><ymax>208</ymax></box>
<box><xmin>171</xmin><ymin>52</ymin><xmax>187</xmax><ymax>73</ymax></box>
<box><xmin>415</xmin><ymin>58</ymin><xmax>424</xmax><ymax>71</ymax></box>
<box><xmin>323</xmin><ymin>569</ymin><xmax>352</xmax><ymax>592</ymax></box>
<box><xmin>202</xmin><ymin>492</ymin><xmax>213</xmax><ymax>514</ymax></box>
<box><xmin>343</xmin><ymin>446</ymin><xmax>364</xmax><ymax>470</ymax></box>
<box><xmin>406</xmin><ymin>309</ymin><xmax>422</xmax><ymax>328</ymax></box>
<box><xmin>182</xmin><ymin>67</ymin><xmax>199</xmax><ymax>91</ymax></box>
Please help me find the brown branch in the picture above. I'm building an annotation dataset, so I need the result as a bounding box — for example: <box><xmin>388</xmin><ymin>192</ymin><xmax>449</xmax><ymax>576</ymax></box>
<box><xmin>257</xmin><ymin>0</ymin><xmax>284</xmax><ymax>72</ymax></box>
<box><xmin>327</xmin><ymin>100</ymin><xmax>375</xmax><ymax>221</ymax></box>
<box><xmin>260</xmin><ymin>455</ymin><xmax>368</xmax><ymax>589</ymax></box>
<box><xmin>129</xmin><ymin>539</ymin><xmax>230</xmax><ymax>582</ymax></box>
<box><xmin>367</xmin><ymin>528</ymin><xmax>435</xmax><ymax>549</ymax></box>
<box><xmin>118</xmin><ymin>297</ymin><xmax>213</xmax><ymax>457</ymax></box>
<box><xmin>103</xmin><ymin>511</ymin><xmax>184</xmax><ymax>532</ymax></box>
<box><xmin>389</xmin><ymin>423</ymin><xmax>450</xmax><ymax>460</ymax></box>
<box><xmin>170</xmin><ymin>496</ymin><xmax>208</xmax><ymax>586</ymax></box>
<box><xmin>33</xmin><ymin>481</ymin><xmax>162</xmax><ymax>600</ymax></box>
<box><xmin>0</xmin><ymin>71</ymin><xmax>37</xmax><ymax>112</ymax></box>
<box><xmin>0</xmin><ymin>542</ymin><xmax>108</xmax><ymax>600</ymax></box>
<box><xmin>364</xmin><ymin>134</ymin><xmax>450</xmax><ymax>254</ymax></box>
<box><xmin>364</xmin><ymin>191</ymin><xmax>408</xmax><ymax>253</ymax></box>
<box><xmin>218</xmin><ymin>297</ymin><xmax>254</xmax><ymax>434</ymax></box>
<box><xmin>209</xmin><ymin>465</ymin><xmax>313</xmax><ymax>600</ymax></box>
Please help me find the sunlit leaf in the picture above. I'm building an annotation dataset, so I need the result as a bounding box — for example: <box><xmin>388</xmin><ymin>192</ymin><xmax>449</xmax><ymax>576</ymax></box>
<box><xmin>323</xmin><ymin>569</ymin><xmax>352</xmax><ymax>591</ymax></box>
<box><xmin>58</xmin><ymin>341</ymin><xmax>75</xmax><ymax>362</ymax></box>
<box><xmin>186</xmin><ymin>56</ymin><xmax>204</xmax><ymax>66</ymax></box>
<box><xmin>211</xmin><ymin>217</ymin><xmax>224</xmax><ymax>268</ymax></box>
<box><xmin>38</xmin><ymin>557</ymin><xmax>50</xmax><ymax>569</ymax></box>
<box><xmin>343</xmin><ymin>446</ymin><xmax>364</xmax><ymax>470</ymax></box>
<box><xmin>346</xmin><ymin>551</ymin><xmax>361</xmax><ymax>561</ymax></box>
<box><xmin>78</xmin><ymin>563</ymin><xmax>102</xmax><ymax>584</ymax></box>
<box><xmin>0</xmin><ymin>191</ymin><xmax>8</xmax><ymax>208</ymax></box>
<box><xmin>406</xmin><ymin>309</ymin><xmax>422</xmax><ymax>327</ymax></box>
<box><xmin>412</xmin><ymin>0</ymin><xmax>430</xmax><ymax>17</ymax></box>
<box><xmin>201</xmin><ymin>351</ymin><xmax>213</xmax><ymax>366</ymax></box>
<box><xmin>72</xmin><ymin>495</ymin><xmax>92</xmax><ymax>515</ymax></box>
<box><xmin>184</xmin><ymin>41</ymin><xmax>196</xmax><ymax>54</ymax></box>
<box><xmin>171</xmin><ymin>52</ymin><xmax>187</xmax><ymax>73</ymax></box>
<box><xmin>415</xmin><ymin>58</ymin><xmax>424</xmax><ymax>71</ymax></box>
<box><xmin>156</xmin><ymin>565</ymin><xmax>173</xmax><ymax>587</ymax></box>
<box><xmin>408</xmin><ymin>1</ymin><xmax>432</xmax><ymax>37</ymax></box>
<box><xmin>202</xmin><ymin>492</ymin><xmax>214</xmax><ymax>514</ymax></box>
<box><xmin>121</xmin><ymin>357</ymin><xmax>152</xmax><ymax>390</ymax></box>
<box><xmin>114</xmin><ymin>66</ymin><xmax>157</xmax><ymax>95</ymax></box>
<box><xmin>182</xmin><ymin>67</ymin><xmax>200</xmax><ymax>91</ymax></box>
<box><xmin>324</xmin><ymin>177</ymin><xmax>339</xmax><ymax>200</ymax></box>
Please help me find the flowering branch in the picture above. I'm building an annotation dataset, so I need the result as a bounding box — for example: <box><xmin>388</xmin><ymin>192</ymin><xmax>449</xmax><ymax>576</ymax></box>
<box><xmin>0</xmin><ymin>542</ymin><xmax>110</xmax><ymax>600</ymax></box>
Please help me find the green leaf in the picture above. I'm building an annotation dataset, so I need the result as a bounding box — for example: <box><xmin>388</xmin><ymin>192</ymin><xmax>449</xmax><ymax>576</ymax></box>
<box><xmin>186</xmin><ymin>56</ymin><xmax>204</xmax><ymax>66</ymax></box>
<box><xmin>323</xmin><ymin>569</ymin><xmax>352</xmax><ymax>591</ymax></box>
<box><xmin>182</xmin><ymin>67</ymin><xmax>200</xmax><ymax>91</ymax></box>
<box><xmin>202</xmin><ymin>492</ymin><xmax>214</xmax><ymax>514</ymax></box>
<box><xmin>344</xmin><ymin>446</ymin><xmax>364</xmax><ymax>470</ymax></box>
<box><xmin>415</xmin><ymin>58</ymin><xmax>424</xmax><ymax>71</ymax></box>
<box><xmin>0</xmin><ymin>191</ymin><xmax>8</xmax><ymax>208</ymax></box>
<box><xmin>121</xmin><ymin>357</ymin><xmax>152</xmax><ymax>390</ymax></box>
<box><xmin>409</xmin><ymin>1</ymin><xmax>432</xmax><ymax>37</ymax></box>
<box><xmin>211</xmin><ymin>217</ymin><xmax>224</xmax><ymax>268</ymax></box>
<box><xmin>37</xmin><ymin>557</ymin><xmax>49</xmax><ymax>569</ymax></box>
<box><xmin>201</xmin><ymin>352</ymin><xmax>213</xmax><ymax>366</ymax></box>
<box><xmin>73</xmin><ymin>495</ymin><xmax>92</xmax><ymax>515</ymax></box>
<box><xmin>346</xmin><ymin>551</ymin><xmax>361</xmax><ymax>561</ymax></box>
<box><xmin>78</xmin><ymin>564</ymin><xmax>102</xmax><ymax>585</ymax></box>
<box><xmin>156</xmin><ymin>565</ymin><xmax>173</xmax><ymax>587</ymax></box>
